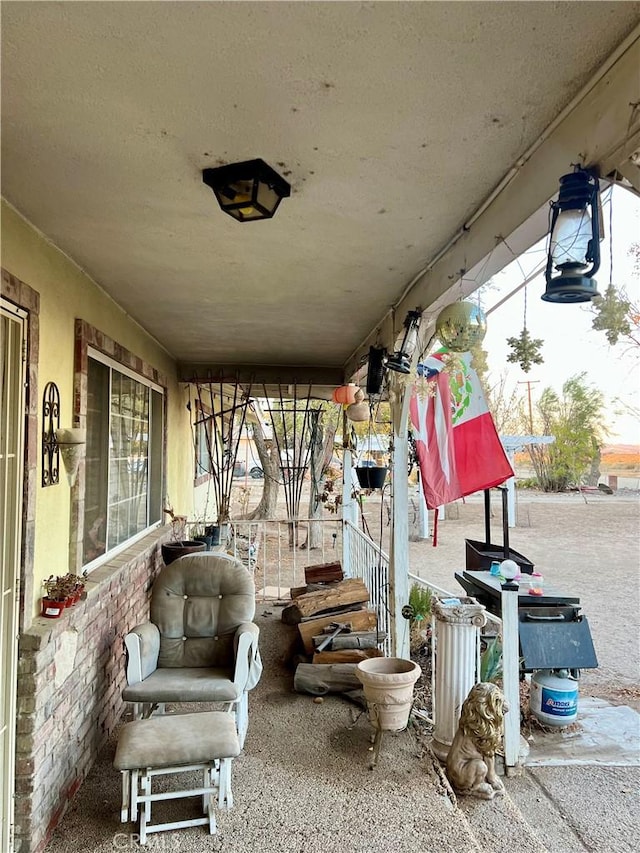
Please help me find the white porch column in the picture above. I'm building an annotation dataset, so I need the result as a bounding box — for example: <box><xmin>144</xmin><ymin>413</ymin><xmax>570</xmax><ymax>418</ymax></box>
<box><xmin>341</xmin><ymin>446</ymin><xmax>354</xmax><ymax>578</ymax></box>
<box><xmin>505</xmin><ymin>448</ymin><xmax>516</xmax><ymax>528</ymax></box>
<box><xmin>390</xmin><ymin>382</ymin><xmax>411</xmax><ymax>660</ymax></box>
<box><xmin>431</xmin><ymin>597</ymin><xmax>487</xmax><ymax>760</ymax></box>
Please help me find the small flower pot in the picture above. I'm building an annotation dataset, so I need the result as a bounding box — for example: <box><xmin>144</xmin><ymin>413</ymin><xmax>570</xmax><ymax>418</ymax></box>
<box><xmin>355</xmin><ymin>466</ymin><xmax>388</xmax><ymax>489</ymax></box>
<box><xmin>41</xmin><ymin>598</ymin><xmax>65</xmax><ymax>619</ymax></box>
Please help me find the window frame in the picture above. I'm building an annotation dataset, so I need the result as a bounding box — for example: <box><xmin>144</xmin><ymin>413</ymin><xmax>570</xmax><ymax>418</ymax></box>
<box><xmin>81</xmin><ymin>346</ymin><xmax>164</xmax><ymax>574</ymax></box>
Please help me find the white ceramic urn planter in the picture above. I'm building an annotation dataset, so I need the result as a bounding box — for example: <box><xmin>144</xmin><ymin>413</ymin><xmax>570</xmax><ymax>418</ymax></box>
<box><xmin>356</xmin><ymin>657</ymin><xmax>421</xmax><ymax>732</ymax></box>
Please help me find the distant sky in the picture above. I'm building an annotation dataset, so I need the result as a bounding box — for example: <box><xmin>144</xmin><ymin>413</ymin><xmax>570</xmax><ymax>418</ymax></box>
<box><xmin>479</xmin><ymin>184</ymin><xmax>640</xmax><ymax>445</ymax></box>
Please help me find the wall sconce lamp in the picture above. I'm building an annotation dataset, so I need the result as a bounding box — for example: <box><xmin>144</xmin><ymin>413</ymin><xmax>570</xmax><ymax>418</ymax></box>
<box><xmin>202</xmin><ymin>158</ymin><xmax>291</xmax><ymax>222</ymax></box>
<box><xmin>42</xmin><ymin>382</ymin><xmax>86</xmax><ymax>487</ymax></box>
<box><xmin>385</xmin><ymin>310</ymin><xmax>422</xmax><ymax>374</ymax></box>
<box><xmin>542</xmin><ymin>167</ymin><xmax>602</xmax><ymax>303</ymax></box>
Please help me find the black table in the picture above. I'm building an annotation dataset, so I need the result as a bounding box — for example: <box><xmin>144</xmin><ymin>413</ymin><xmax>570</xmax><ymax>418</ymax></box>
<box><xmin>456</xmin><ymin>570</ymin><xmax>580</xmax><ymax>609</ymax></box>
<box><xmin>455</xmin><ymin>570</ymin><xmax>597</xmax><ymax>670</ymax></box>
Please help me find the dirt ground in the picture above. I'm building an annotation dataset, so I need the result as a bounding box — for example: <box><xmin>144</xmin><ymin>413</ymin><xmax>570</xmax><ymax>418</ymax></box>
<box><xmin>232</xmin><ymin>477</ymin><xmax>639</xmax><ymax>708</ymax></box>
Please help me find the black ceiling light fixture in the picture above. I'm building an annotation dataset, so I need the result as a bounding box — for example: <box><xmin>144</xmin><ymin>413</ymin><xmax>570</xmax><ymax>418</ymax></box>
<box><xmin>385</xmin><ymin>309</ymin><xmax>422</xmax><ymax>374</ymax></box>
<box><xmin>542</xmin><ymin>167</ymin><xmax>602</xmax><ymax>303</ymax></box>
<box><xmin>202</xmin><ymin>158</ymin><xmax>291</xmax><ymax>222</ymax></box>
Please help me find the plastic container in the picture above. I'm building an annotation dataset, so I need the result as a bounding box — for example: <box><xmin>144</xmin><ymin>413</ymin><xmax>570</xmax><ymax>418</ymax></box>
<box><xmin>530</xmin><ymin>669</ymin><xmax>579</xmax><ymax>726</ymax></box>
<box><xmin>528</xmin><ymin>572</ymin><xmax>544</xmax><ymax>596</ymax></box>
<box><xmin>489</xmin><ymin>560</ymin><xmax>501</xmax><ymax>576</ymax></box>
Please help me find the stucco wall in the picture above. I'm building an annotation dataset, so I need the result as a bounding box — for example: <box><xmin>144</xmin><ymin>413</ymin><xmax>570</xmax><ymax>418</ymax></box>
<box><xmin>1</xmin><ymin>200</ymin><xmax>194</xmax><ymax>619</ymax></box>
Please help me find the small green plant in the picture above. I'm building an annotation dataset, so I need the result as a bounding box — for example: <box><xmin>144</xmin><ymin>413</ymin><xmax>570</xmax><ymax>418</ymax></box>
<box><xmin>516</xmin><ymin>477</ymin><xmax>539</xmax><ymax>490</ymax></box>
<box><xmin>480</xmin><ymin>636</ymin><xmax>503</xmax><ymax>683</ymax></box>
<box><xmin>409</xmin><ymin>583</ymin><xmax>433</xmax><ymax>622</ymax></box>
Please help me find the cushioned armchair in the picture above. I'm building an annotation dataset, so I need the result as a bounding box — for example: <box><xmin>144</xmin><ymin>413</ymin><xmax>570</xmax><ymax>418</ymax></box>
<box><xmin>123</xmin><ymin>553</ymin><xmax>262</xmax><ymax>747</ymax></box>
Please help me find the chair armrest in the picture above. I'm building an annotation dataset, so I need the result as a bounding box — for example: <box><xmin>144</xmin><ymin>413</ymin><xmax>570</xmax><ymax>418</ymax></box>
<box><xmin>124</xmin><ymin>623</ymin><xmax>160</xmax><ymax>685</ymax></box>
<box><xmin>233</xmin><ymin>622</ymin><xmax>262</xmax><ymax>692</ymax></box>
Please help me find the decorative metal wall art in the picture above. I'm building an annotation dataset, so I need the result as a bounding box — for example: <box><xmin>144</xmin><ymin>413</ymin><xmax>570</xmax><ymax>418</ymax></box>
<box><xmin>42</xmin><ymin>381</ymin><xmax>60</xmax><ymax>486</ymax></box>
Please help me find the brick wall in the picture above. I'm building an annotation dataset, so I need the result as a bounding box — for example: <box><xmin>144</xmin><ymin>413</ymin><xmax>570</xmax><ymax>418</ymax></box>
<box><xmin>14</xmin><ymin>529</ymin><xmax>167</xmax><ymax>853</ymax></box>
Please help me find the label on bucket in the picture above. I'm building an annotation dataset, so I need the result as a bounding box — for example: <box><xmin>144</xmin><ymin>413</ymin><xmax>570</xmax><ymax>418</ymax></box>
<box><xmin>541</xmin><ymin>686</ymin><xmax>578</xmax><ymax>717</ymax></box>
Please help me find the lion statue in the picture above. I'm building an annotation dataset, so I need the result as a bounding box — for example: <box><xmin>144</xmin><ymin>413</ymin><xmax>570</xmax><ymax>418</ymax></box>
<box><xmin>445</xmin><ymin>682</ymin><xmax>508</xmax><ymax>800</ymax></box>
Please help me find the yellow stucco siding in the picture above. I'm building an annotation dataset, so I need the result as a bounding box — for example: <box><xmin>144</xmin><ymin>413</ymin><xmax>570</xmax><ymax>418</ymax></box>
<box><xmin>1</xmin><ymin>201</ymin><xmax>194</xmax><ymax>617</ymax></box>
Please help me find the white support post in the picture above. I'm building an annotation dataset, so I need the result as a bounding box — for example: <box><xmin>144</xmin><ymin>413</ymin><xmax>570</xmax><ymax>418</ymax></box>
<box><xmin>342</xmin><ymin>446</ymin><xmax>353</xmax><ymax>578</ymax></box>
<box><xmin>501</xmin><ymin>587</ymin><xmax>521</xmax><ymax>772</ymax></box>
<box><xmin>389</xmin><ymin>377</ymin><xmax>412</xmax><ymax>660</ymax></box>
<box><xmin>506</xmin><ymin>449</ymin><xmax>516</xmax><ymax>528</ymax></box>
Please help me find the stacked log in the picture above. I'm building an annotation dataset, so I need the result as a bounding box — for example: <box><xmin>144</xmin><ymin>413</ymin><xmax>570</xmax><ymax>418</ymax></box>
<box><xmin>283</xmin><ymin>561</ymin><xmax>387</xmax><ymax>697</ymax></box>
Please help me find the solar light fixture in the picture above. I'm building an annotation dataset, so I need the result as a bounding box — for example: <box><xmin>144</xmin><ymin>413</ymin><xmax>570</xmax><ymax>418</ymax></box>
<box><xmin>542</xmin><ymin>167</ymin><xmax>601</xmax><ymax>303</ymax></box>
<box><xmin>202</xmin><ymin>158</ymin><xmax>291</xmax><ymax>222</ymax></box>
<box><xmin>385</xmin><ymin>310</ymin><xmax>422</xmax><ymax>374</ymax></box>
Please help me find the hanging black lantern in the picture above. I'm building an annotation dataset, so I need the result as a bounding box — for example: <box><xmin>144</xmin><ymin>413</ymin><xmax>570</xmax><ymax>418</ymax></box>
<box><xmin>386</xmin><ymin>310</ymin><xmax>422</xmax><ymax>373</ymax></box>
<box><xmin>202</xmin><ymin>159</ymin><xmax>291</xmax><ymax>222</ymax></box>
<box><xmin>542</xmin><ymin>168</ymin><xmax>601</xmax><ymax>303</ymax></box>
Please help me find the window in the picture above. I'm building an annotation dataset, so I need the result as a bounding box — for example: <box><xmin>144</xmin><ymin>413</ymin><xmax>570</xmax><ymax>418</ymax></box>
<box><xmin>194</xmin><ymin>403</ymin><xmax>213</xmax><ymax>483</ymax></box>
<box><xmin>83</xmin><ymin>351</ymin><xmax>164</xmax><ymax>567</ymax></box>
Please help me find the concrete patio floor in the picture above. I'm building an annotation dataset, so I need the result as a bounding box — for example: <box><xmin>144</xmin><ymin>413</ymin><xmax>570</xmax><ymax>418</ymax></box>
<box><xmin>45</xmin><ymin>614</ymin><xmax>483</xmax><ymax>853</ymax></box>
<box><xmin>44</xmin><ymin>490</ymin><xmax>639</xmax><ymax>853</ymax></box>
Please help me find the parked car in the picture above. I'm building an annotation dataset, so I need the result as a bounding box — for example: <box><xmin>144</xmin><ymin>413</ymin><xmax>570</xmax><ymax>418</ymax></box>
<box><xmin>233</xmin><ymin>462</ymin><xmax>264</xmax><ymax>479</ymax></box>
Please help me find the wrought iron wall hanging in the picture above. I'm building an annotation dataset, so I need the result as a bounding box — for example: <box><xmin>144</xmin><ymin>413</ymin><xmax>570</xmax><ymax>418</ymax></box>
<box><xmin>262</xmin><ymin>383</ymin><xmax>321</xmax><ymax>525</ymax></box>
<box><xmin>192</xmin><ymin>374</ymin><xmax>254</xmax><ymax>525</ymax></box>
<box><xmin>42</xmin><ymin>381</ymin><xmax>60</xmax><ymax>486</ymax></box>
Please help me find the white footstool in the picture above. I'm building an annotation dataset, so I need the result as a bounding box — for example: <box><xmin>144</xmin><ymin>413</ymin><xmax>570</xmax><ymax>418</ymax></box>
<box><xmin>114</xmin><ymin>711</ymin><xmax>240</xmax><ymax>844</ymax></box>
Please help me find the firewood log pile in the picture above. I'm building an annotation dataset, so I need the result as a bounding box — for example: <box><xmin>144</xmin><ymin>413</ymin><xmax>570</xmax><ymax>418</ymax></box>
<box><xmin>281</xmin><ymin>561</ymin><xmax>387</xmax><ymax>697</ymax></box>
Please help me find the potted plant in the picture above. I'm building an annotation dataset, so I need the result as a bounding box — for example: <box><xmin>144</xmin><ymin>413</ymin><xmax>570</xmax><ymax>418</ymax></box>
<box><xmin>62</xmin><ymin>572</ymin><xmax>86</xmax><ymax>605</ymax></box>
<box><xmin>191</xmin><ymin>516</ymin><xmax>215</xmax><ymax>551</ymax></box>
<box><xmin>41</xmin><ymin>576</ymin><xmax>67</xmax><ymax>618</ymax></box>
<box><xmin>161</xmin><ymin>507</ymin><xmax>206</xmax><ymax>565</ymax></box>
<box><xmin>407</xmin><ymin>582</ymin><xmax>432</xmax><ymax>651</ymax></box>
<box><xmin>355</xmin><ymin>413</ymin><xmax>389</xmax><ymax>490</ymax></box>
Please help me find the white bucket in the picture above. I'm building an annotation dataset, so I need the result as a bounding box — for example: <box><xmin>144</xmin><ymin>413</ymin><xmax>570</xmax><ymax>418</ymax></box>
<box><xmin>530</xmin><ymin>669</ymin><xmax>579</xmax><ymax>726</ymax></box>
<box><xmin>356</xmin><ymin>657</ymin><xmax>421</xmax><ymax>732</ymax></box>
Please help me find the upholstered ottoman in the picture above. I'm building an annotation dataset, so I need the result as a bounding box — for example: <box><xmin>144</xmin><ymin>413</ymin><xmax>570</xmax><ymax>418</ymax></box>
<box><xmin>114</xmin><ymin>711</ymin><xmax>240</xmax><ymax>844</ymax></box>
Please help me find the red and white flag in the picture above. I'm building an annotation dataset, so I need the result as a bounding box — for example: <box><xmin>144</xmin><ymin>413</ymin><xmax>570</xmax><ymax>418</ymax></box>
<box><xmin>409</xmin><ymin>350</ymin><xmax>513</xmax><ymax>511</ymax></box>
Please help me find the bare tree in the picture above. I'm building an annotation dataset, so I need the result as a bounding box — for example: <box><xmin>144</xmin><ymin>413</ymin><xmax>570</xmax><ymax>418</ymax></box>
<box><xmin>304</xmin><ymin>408</ymin><xmax>338</xmax><ymax>549</ymax></box>
<box><xmin>244</xmin><ymin>407</ymin><xmax>279</xmax><ymax>520</ymax></box>
<box><xmin>485</xmin><ymin>373</ymin><xmax>528</xmax><ymax>435</ymax></box>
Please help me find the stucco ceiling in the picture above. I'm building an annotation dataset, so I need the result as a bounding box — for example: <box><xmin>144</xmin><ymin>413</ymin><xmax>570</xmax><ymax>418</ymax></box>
<box><xmin>2</xmin><ymin>1</ymin><xmax>639</xmax><ymax>378</ymax></box>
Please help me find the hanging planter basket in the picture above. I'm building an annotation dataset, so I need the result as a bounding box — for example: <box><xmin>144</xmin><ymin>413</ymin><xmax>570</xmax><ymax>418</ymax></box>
<box><xmin>355</xmin><ymin>465</ymin><xmax>388</xmax><ymax>489</ymax></box>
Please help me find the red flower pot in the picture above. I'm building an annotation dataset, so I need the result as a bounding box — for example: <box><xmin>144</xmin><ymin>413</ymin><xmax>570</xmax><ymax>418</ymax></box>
<box><xmin>41</xmin><ymin>598</ymin><xmax>65</xmax><ymax>618</ymax></box>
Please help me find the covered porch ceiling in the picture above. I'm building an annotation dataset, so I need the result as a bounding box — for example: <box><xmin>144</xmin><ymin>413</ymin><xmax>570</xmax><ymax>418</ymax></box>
<box><xmin>2</xmin><ymin>2</ymin><xmax>640</xmax><ymax>395</ymax></box>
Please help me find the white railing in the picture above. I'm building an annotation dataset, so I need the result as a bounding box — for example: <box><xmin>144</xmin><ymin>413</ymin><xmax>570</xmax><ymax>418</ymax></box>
<box><xmin>343</xmin><ymin>519</ymin><xmax>392</xmax><ymax>657</ymax></box>
<box><xmin>226</xmin><ymin>517</ymin><xmax>343</xmax><ymax>601</ymax></box>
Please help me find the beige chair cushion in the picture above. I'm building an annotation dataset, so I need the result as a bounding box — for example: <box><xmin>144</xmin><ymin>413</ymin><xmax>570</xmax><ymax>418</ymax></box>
<box><xmin>114</xmin><ymin>711</ymin><xmax>240</xmax><ymax>770</ymax></box>
<box><xmin>123</xmin><ymin>666</ymin><xmax>239</xmax><ymax>703</ymax></box>
<box><xmin>151</xmin><ymin>553</ymin><xmax>255</xmax><ymax>668</ymax></box>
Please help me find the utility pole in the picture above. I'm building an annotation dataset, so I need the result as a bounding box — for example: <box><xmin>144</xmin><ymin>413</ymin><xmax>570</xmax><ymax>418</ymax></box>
<box><xmin>518</xmin><ymin>379</ymin><xmax>539</xmax><ymax>433</ymax></box>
